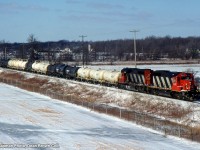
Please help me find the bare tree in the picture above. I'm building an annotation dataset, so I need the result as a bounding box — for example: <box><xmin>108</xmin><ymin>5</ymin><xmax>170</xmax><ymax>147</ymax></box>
<box><xmin>0</xmin><ymin>40</ymin><xmax>7</xmax><ymax>59</ymax></box>
<box><xmin>0</xmin><ymin>39</ymin><xmax>6</xmax><ymax>44</ymax></box>
<box><xmin>26</xmin><ymin>34</ymin><xmax>39</xmax><ymax>60</ymax></box>
<box><xmin>27</xmin><ymin>34</ymin><xmax>37</xmax><ymax>43</ymax></box>
<box><xmin>27</xmin><ymin>34</ymin><xmax>38</xmax><ymax>50</ymax></box>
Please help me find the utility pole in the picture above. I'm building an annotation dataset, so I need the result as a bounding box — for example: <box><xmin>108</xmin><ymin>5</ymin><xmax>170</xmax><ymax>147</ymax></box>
<box><xmin>130</xmin><ymin>30</ymin><xmax>139</xmax><ymax>68</ymax></box>
<box><xmin>4</xmin><ymin>47</ymin><xmax>7</xmax><ymax>60</ymax></box>
<box><xmin>22</xmin><ymin>43</ymin><xmax>24</xmax><ymax>59</ymax></box>
<box><xmin>79</xmin><ymin>35</ymin><xmax>87</xmax><ymax>67</ymax></box>
<box><xmin>48</xmin><ymin>42</ymin><xmax>50</xmax><ymax>62</ymax></box>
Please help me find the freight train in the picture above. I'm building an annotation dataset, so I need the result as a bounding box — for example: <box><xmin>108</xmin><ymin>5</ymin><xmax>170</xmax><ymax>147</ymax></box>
<box><xmin>0</xmin><ymin>58</ymin><xmax>199</xmax><ymax>101</ymax></box>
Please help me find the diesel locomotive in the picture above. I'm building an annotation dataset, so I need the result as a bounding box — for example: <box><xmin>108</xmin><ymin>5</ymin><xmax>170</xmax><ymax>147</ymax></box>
<box><xmin>0</xmin><ymin>58</ymin><xmax>199</xmax><ymax>101</ymax></box>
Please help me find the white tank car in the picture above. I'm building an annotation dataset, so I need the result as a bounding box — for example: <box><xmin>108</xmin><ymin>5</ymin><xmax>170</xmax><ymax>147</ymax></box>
<box><xmin>40</xmin><ymin>62</ymin><xmax>49</xmax><ymax>74</ymax></box>
<box><xmin>89</xmin><ymin>69</ymin><xmax>106</xmax><ymax>82</ymax></box>
<box><xmin>7</xmin><ymin>59</ymin><xmax>13</xmax><ymax>68</ymax></box>
<box><xmin>89</xmin><ymin>69</ymin><xmax>97</xmax><ymax>80</ymax></box>
<box><xmin>14</xmin><ymin>59</ymin><xmax>20</xmax><ymax>70</ymax></box>
<box><xmin>77</xmin><ymin>68</ymin><xmax>92</xmax><ymax>80</ymax></box>
<box><xmin>18</xmin><ymin>60</ymin><xmax>28</xmax><ymax>70</ymax></box>
<box><xmin>8</xmin><ymin>59</ymin><xmax>22</xmax><ymax>69</ymax></box>
<box><xmin>15</xmin><ymin>60</ymin><xmax>21</xmax><ymax>69</ymax></box>
<box><xmin>20</xmin><ymin>60</ymin><xmax>28</xmax><ymax>70</ymax></box>
<box><xmin>31</xmin><ymin>61</ymin><xmax>39</xmax><ymax>72</ymax></box>
<box><xmin>8</xmin><ymin>59</ymin><xmax>17</xmax><ymax>69</ymax></box>
<box><xmin>102</xmin><ymin>70</ymin><xmax>121</xmax><ymax>84</ymax></box>
<box><xmin>32</xmin><ymin>61</ymin><xmax>49</xmax><ymax>74</ymax></box>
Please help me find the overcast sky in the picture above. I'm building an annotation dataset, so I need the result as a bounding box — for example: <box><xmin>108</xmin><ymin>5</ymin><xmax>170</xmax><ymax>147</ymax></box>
<box><xmin>0</xmin><ymin>0</ymin><xmax>200</xmax><ymax>42</ymax></box>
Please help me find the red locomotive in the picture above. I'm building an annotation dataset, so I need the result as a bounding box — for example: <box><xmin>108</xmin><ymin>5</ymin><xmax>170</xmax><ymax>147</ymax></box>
<box><xmin>120</xmin><ymin>68</ymin><xmax>198</xmax><ymax>101</ymax></box>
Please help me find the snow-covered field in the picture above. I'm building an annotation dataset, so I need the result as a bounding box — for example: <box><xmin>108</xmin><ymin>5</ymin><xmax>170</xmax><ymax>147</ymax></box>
<box><xmin>87</xmin><ymin>64</ymin><xmax>200</xmax><ymax>77</ymax></box>
<box><xmin>1</xmin><ymin>83</ymin><xmax>200</xmax><ymax>150</ymax></box>
<box><xmin>0</xmin><ymin>67</ymin><xmax>199</xmax><ymax>127</ymax></box>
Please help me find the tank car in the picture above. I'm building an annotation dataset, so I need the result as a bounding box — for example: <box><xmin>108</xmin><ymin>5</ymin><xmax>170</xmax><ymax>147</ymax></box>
<box><xmin>89</xmin><ymin>69</ymin><xmax>106</xmax><ymax>83</ymax></box>
<box><xmin>102</xmin><ymin>70</ymin><xmax>121</xmax><ymax>85</ymax></box>
<box><xmin>47</xmin><ymin>64</ymin><xmax>57</xmax><ymax>76</ymax></box>
<box><xmin>32</xmin><ymin>61</ymin><xmax>49</xmax><ymax>74</ymax></box>
<box><xmin>40</xmin><ymin>62</ymin><xmax>50</xmax><ymax>74</ymax></box>
<box><xmin>7</xmin><ymin>59</ymin><xmax>26</xmax><ymax>70</ymax></box>
<box><xmin>0</xmin><ymin>59</ymin><xmax>9</xmax><ymax>68</ymax></box>
<box><xmin>13</xmin><ymin>59</ymin><xmax>20</xmax><ymax>69</ymax></box>
<box><xmin>47</xmin><ymin>63</ymin><xmax>69</xmax><ymax>77</ymax></box>
<box><xmin>77</xmin><ymin>68</ymin><xmax>92</xmax><ymax>80</ymax></box>
<box><xmin>64</xmin><ymin>66</ymin><xmax>80</xmax><ymax>79</ymax></box>
<box><xmin>8</xmin><ymin>59</ymin><xmax>17</xmax><ymax>69</ymax></box>
<box><xmin>18</xmin><ymin>59</ymin><xmax>28</xmax><ymax>70</ymax></box>
<box><xmin>55</xmin><ymin>64</ymin><xmax>66</xmax><ymax>77</ymax></box>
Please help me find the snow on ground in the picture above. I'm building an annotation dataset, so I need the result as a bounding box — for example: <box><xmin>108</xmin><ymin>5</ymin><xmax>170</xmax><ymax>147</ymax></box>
<box><xmin>1</xmin><ymin>83</ymin><xmax>200</xmax><ymax>150</ymax></box>
<box><xmin>23</xmin><ymin>70</ymin><xmax>200</xmax><ymax>126</ymax></box>
<box><xmin>87</xmin><ymin>64</ymin><xmax>200</xmax><ymax>77</ymax></box>
<box><xmin>86</xmin><ymin>64</ymin><xmax>200</xmax><ymax>72</ymax></box>
<box><xmin>1</xmin><ymin>67</ymin><xmax>200</xmax><ymax>127</ymax></box>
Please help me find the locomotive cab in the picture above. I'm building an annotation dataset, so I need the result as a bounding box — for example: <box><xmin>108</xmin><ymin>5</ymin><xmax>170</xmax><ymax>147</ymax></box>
<box><xmin>180</xmin><ymin>73</ymin><xmax>197</xmax><ymax>91</ymax></box>
<box><xmin>172</xmin><ymin>73</ymin><xmax>197</xmax><ymax>92</ymax></box>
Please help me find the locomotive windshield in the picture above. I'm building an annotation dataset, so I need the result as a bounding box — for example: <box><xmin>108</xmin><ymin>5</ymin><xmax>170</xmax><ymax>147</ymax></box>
<box><xmin>181</xmin><ymin>74</ymin><xmax>192</xmax><ymax>80</ymax></box>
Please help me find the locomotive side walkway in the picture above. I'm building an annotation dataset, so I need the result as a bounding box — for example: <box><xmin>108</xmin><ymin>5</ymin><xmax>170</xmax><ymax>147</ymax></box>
<box><xmin>0</xmin><ymin>83</ymin><xmax>200</xmax><ymax>150</ymax></box>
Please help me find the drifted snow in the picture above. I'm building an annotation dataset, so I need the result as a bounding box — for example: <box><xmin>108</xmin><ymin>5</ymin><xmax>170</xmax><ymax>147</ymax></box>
<box><xmin>0</xmin><ymin>83</ymin><xmax>200</xmax><ymax>150</ymax></box>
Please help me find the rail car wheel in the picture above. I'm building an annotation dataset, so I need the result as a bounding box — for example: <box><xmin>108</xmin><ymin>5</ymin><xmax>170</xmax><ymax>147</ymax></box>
<box><xmin>174</xmin><ymin>92</ymin><xmax>183</xmax><ymax>100</ymax></box>
<box><xmin>176</xmin><ymin>93</ymin><xmax>181</xmax><ymax>99</ymax></box>
<box><xmin>137</xmin><ymin>86</ymin><xmax>143</xmax><ymax>92</ymax></box>
<box><xmin>170</xmin><ymin>92</ymin><xmax>176</xmax><ymax>99</ymax></box>
<box><xmin>147</xmin><ymin>88</ymin><xmax>151</xmax><ymax>94</ymax></box>
<box><xmin>152</xmin><ymin>89</ymin><xmax>158</xmax><ymax>95</ymax></box>
<box><xmin>181</xmin><ymin>92</ymin><xmax>188</xmax><ymax>101</ymax></box>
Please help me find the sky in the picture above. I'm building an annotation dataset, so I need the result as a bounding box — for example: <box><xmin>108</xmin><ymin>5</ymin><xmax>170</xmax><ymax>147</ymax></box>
<box><xmin>0</xmin><ymin>0</ymin><xmax>200</xmax><ymax>43</ymax></box>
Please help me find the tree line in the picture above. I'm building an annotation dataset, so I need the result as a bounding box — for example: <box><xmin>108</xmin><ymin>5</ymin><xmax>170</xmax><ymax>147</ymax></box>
<box><xmin>0</xmin><ymin>35</ymin><xmax>200</xmax><ymax>60</ymax></box>
<box><xmin>92</xmin><ymin>36</ymin><xmax>200</xmax><ymax>60</ymax></box>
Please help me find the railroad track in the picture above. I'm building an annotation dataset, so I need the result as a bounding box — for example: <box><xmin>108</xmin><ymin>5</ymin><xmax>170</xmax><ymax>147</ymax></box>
<box><xmin>1</xmin><ymin>67</ymin><xmax>200</xmax><ymax>104</ymax></box>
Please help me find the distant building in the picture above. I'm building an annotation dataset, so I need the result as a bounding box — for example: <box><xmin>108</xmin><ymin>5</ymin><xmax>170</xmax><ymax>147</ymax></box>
<box><xmin>72</xmin><ymin>53</ymin><xmax>83</xmax><ymax>61</ymax></box>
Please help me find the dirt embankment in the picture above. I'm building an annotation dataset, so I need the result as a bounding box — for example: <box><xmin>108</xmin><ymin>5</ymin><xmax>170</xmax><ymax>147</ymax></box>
<box><xmin>0</xmin><ymin>70</ymin><xmax>196</xmax><ymax>125</ymax></box>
